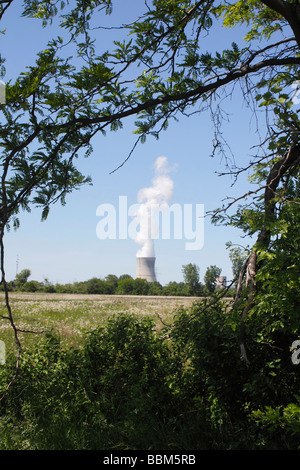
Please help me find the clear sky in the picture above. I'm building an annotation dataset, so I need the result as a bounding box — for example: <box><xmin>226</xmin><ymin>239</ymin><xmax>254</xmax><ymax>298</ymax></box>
<box><xmin>1</xmin><ymin>1</ymin><xmax>263</xmax><ymax>286</ymax></box>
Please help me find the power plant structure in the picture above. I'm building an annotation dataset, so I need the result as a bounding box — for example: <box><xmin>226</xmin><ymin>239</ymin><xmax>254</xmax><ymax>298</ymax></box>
<box><xmin>135</xmin><ymin>256</ymin><xmax>156</xmax><ymax>283</ymax></box>
<box><xmin>216</xmin><ymin>275</ymin><xmax>227</xmax><ymax>288</ymax></box>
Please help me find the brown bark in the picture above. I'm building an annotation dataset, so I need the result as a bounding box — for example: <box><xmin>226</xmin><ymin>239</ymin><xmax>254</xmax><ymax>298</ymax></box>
<box><xmin>236</xmin><ymin>142</ymin><xmax>300</xmax><ymax>365</ymax></box>
<box><xmin>260</xmin><ymin>0</ymin><xmax>300</xmax><ymax>48</ymax></box>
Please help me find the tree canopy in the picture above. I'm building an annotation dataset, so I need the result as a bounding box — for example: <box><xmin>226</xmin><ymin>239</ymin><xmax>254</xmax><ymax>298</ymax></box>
<box><xmin>182</xmin><ymin>263</ymin><xmax>202</xmax><ymax>295</ymax></box>
<box><xmin>204</xmin><ymin>264</ymin><xmax>221</xmax><ymax>293</ymax></box>
<box><xmin>0</xmin><ymin>0</ymin><xmax>298</xmax><ymax>224</ymax></box>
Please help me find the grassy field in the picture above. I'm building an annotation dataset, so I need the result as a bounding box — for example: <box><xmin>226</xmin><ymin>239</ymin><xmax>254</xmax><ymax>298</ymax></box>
<box><xmin>1</xmin><ymin>292</ymin><xmax>297</xmax><ymax>451</ymax></box>
<box><xmin>0</xmin><ymin>292</ymin><xmax>202</xmax><ymax>353</ymax></box>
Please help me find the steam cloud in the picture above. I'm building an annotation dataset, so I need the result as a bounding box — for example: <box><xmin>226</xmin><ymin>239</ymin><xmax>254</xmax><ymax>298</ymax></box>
<box><xmin>134</xmin><ymin>156</ymin><xmax>175</xmax><ymax>258</ymax></box>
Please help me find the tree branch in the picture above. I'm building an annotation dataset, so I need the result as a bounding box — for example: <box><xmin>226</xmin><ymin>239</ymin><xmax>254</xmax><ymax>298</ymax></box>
<box><xmin>0</xmin><ymin>227</ymin><xmax>21</xmax><ymax>401</ymax></box>
<box><xmin>52</xmin><ymin>56</ymin><xmax>300</xmax><ymax>133</ymax></box>
<box><xmin>234</xmin><ymin>141</ymin><xmax>300</xmax><ymax>366</ymax></box>
<box><xmin>260</xmin><ymin>0</ymin><xmax>300</xmax><ymax>48</ymax></box>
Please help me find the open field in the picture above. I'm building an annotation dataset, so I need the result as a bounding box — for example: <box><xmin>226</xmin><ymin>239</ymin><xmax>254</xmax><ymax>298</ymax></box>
<box><xmin>0</xmin><ymin>292</ymin><xmax>205</xmax><ymax>352</ymax></box>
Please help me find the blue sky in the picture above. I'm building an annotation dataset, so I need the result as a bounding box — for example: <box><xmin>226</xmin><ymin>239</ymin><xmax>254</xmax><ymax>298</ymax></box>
<box><xmin>1</xmin><ymin>1</ymin><xmax>263</xmax><ymax>286</ymax></box>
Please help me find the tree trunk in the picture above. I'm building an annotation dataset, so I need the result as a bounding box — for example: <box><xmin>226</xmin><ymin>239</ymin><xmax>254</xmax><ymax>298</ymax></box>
<box><xmin>260</xmin><ymin>0</ymin><xmax>300</xmax><ymax>49</ymax></box>
<box><xmin>236</xmin><ymin>142</ymin><xmax>300</xmax><ymax>364</ymax></box>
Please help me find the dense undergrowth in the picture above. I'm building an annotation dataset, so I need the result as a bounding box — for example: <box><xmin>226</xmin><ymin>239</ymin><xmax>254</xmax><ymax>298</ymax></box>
<box><xmin>0</xmin><ymin>300</ymin><xmax>299</xmax><ymax>450</ymax></box>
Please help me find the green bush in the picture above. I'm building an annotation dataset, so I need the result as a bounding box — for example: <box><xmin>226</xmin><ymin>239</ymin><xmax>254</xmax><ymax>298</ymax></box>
<box><xmin>168</xmin><ymin>298</ymin><xmax>300</xmax><ymax>448</ymax></box>
<box><xmin>0</xmin><ymin>314</ymin><xmax>209</xmax><ymax>449</ymax></box>
<box><xmin>0</xmin><ymin>304</ymin><xmax>299</xmax><ymax>450</ymax></box>
<box><xmin>249</xmin><ymin>400</ymin><xmax>300</xmax><ymax>450</ymax></box>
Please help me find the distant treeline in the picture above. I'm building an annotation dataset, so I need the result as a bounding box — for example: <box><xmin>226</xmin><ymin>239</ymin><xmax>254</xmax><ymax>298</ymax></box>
<box><xmin>2</xmin><ymin>268</ymin><xmax>234</xmax><ymax>297</ymax></box>
<box><xmin>3</xmin><ymin>275</ymin><xmax>201</xmax><ymax>296</ymax></box>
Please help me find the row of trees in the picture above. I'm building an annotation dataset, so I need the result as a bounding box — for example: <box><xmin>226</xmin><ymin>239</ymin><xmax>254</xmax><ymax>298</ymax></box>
<box><xmin>4</xmin><ymin>259</ymin><xmax>244</xmax><ymax>296</ymax></box>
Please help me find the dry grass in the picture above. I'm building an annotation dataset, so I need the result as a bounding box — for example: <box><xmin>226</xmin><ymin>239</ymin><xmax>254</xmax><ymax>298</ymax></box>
<box><xmin>0</xmin><ymin>292</ymin><xmax>201</xmax><ymax>351</ymax></box>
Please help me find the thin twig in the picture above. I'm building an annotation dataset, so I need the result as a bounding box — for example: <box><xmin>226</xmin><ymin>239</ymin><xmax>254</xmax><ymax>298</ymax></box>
<box><xmin>0</xmin><ymin>229</ymin><xmax>21</xmax><ymax>401</ymax></box>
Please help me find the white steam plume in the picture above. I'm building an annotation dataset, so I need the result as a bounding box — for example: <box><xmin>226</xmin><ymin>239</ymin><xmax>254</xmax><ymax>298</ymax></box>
<box><xmin>134</xmin><ymin>156</ymin><xmax>175</xmax><ymax>258</ymax></box>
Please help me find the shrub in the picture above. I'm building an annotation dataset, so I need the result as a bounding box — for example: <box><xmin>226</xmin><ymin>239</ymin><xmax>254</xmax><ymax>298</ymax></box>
<box><xmin>168</xmin><ymin>298</ymin><xmax>300</xmax><ymax>448</ymax></box>
<box><xmin>1</xmin><ymin>303</ymin><xmax>299</xmax><ymax>450</ymax></box>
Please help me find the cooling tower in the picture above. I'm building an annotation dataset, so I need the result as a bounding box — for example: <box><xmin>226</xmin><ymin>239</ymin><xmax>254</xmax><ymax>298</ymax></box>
<box><xmin>216</xmin><ymin>275</ymin><xmax>227</xmax><ymax>288</ymax></box>
<box><xmin>135</xmin><ymin>257</ymin><xmax>156</xmax><ymax>283</ymax></box>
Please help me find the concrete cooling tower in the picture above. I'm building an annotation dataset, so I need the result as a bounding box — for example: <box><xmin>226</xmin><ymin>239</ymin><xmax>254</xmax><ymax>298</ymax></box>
<box><xmin>136</xmin><ymin>257</ymin><xmax>156</xmax><ymax>283</ymax></box>
<box><xmin>216</xmin><ymin>275</ymin><xmax>227</xmax><ymax>288</ymax></box>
